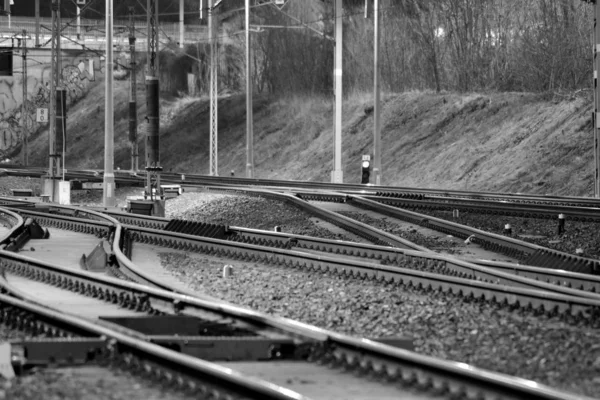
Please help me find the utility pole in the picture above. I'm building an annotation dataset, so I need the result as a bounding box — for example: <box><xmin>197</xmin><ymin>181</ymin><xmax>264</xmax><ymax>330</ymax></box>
<box><xmin>209</xmin><ymin>0</ymin><xmax>218</xmax><ymax>176</ymax></box>
<box><xmin>47</xmin><ymin>0</ymin><xmax>62</xmax><ymax>201</ymax></box>
<box><xmin>146</xmin><ymin>0</ymin><xmax>162</xmax><ymax>198</ymax></box>
<box><xmin>595</xmin><ymin>1</ymin><xmax>600</xmax><ymax>197</ymax></box>
<box><xmin>179</xmin><ymin>0</ymin><xmax>184</xmax><ymax>48</ymax></box>
<box><xmin>331</xmin><ymin>0</ymin><xmax>343</xmax><ymax>183</ymax></box>
<box><xmin>129</xmin><ymin>7</ymin><xmax>138</xmax><ymax>172</ymax></box>
<box><xmin>103</xmin><ymin>0</ymin><xmax>115</xmax><ymax>207</ymax></box>
<box><xmin>373</xmin><ymin>0</ymin><xmax>381</xmax><ymax>185</ymax></box>
<box><xmin>245</xmin><ymin>0</ymin><xmax>254</xmax><ymax>178</ymax></box>
<box><xmin>21</xmin><ymin>30</ymin><xmax>28</xmax><ymax>166</ymax></box>
<box><xmin>76</xmin><ymin>3</ymin><xmax>81</xmax><ymax>39</ymax></box>
<box><xmin>35</xmin><ymin>0</ymin><xmax>40</xmax><ymax>47</ymax></box>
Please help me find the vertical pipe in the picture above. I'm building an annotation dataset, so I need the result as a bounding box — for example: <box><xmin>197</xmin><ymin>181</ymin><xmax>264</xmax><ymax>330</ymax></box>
<box><xmin>331</xmin><ymin>0</ymin><xmax>343</xmax><ymax>183</ymax></box>
<box><xmin>129</xmin><ymin>7</ymin><xmax>138</xmax><ymax>172</ymax></box>
<box><xmin>35</xmin><ymin>0</ymin><xmax>39</xmax><ymax>47</ymax></box>
<box><xmin>179</xmin><ymin>0</ymin><xmax>184</xmax><ymax>48</ymax></box>
<box><xmin>373</xmin><ymin>0</ymin><xmax>381</xmax><ymax>185</ymax></box>
<box><xmin>21</xmin><ymin>30</ymin><xmax>28</xmax><ymax>166</ymax></box>
<box><xmin>103</xmin><ymin>0</ymin><xmax>115</xmax><ymax>207</ymax></box>
<box><xmin>76</xmin><ymin>5</ymin><xmax>81</xmax><ymax>39</ymax></box>
<box><xmin>245</xmin><ymin>0</ymin><xmax>254</xmax><ymax>178</ymax></box>
<box><xmin>595</xmin><ymin>2</ymin><xmax>600</xmax><ymax>197</ymax></box>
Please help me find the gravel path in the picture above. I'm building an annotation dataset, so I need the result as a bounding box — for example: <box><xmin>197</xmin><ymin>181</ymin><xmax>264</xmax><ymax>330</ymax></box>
<box><xmin>163</xmin><ymin>193</ymin><xmax>600</xmax><ymax>398</ymax></box>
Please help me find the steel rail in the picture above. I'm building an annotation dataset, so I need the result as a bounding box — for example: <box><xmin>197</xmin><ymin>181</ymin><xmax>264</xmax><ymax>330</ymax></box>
<box><xmin>187</xmin><ymin>186</ymin><xmax>430</xmax><ymax>251</ymax></box>
<box><xmin>347</xmin><ymin>195</ymin><xmax>600</xmax><ymax>274</ymax></box>
<box><xmin>94</xmin><ymin>189</ymin><xmax>600</xmax><ymax>295</ymax></box>
<box><xmin>96</xmin><ymin>206</ymin><xmax>600</xmax><ymax>295</ymax></box>
<box><xmin>0</xmin><ymin>241</ymin><xmax>594</xmax><ymax>400</ymax></box>
<box><xmin>0</xmin><ymin>186</ymin><xmax>595</xmax><ymax>398</ymax></box>
<box><xmin>151</xmin><ymin>171</ymin><xmax>600</xmax><ymax>207</ymax></box>
<box><xmin>124</xmin><ymin>224</ymin><xmax>600</xmax><ymax>305</ymax></box>
<box><xmin>0</xmin><ymin>280</ymin><xmax>308</xmax><ymax>400</ymax></box>
<box><xmin>0</xmin><ymin>208</ymin><xmax>24</xmax><ymax>247</ymax></box>
<box><xmin>3</xmin><ymin>165</ymin><xmax>600</xmax><ymax>208</ymax></box>
<box><xmin>14</xmin><ymin>203</ymin><xmax>600</xmax><ymax>302</ymax></box>
<box><xmin>362</xmin><ymin>194</ymin><xmax>600</xmax><ymax>221</ymax></box>
<box><xmin>150</xmin><ymin>185</ymin><xmax>600</xmax><ymax>274</ymax></box>
<box><xmin>12</xmin><ymin>194</ymin><xmax>600</xmax><ymax>303</ymax></box>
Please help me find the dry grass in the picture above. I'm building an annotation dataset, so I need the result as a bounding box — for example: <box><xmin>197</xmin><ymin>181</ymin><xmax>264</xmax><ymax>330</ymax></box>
<box><xmin>20</xmin><ymin>83</ymin><xmax>596</xmax><ymax>196</ymax></box>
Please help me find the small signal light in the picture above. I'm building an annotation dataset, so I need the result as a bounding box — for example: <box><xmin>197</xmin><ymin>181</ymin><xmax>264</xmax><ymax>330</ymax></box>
<box><xmin>361</xmin><ymin>160</ymin><xmax>371</xmax><ymax>184</ymax></box>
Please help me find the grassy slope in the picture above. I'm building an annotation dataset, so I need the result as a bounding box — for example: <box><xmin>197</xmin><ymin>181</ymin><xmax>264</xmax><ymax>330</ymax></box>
<box><xmin>25</xmin><ymin>79</ymin><xmax>595</xmax><ymax>197</ymax></box>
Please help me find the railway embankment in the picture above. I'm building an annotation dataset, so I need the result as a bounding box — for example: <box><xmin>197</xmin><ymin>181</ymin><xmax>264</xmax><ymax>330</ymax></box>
<box><xmin>14</xmin><ymin>84</ymin><xmax>594</xmax><ymax>197</ymax></box>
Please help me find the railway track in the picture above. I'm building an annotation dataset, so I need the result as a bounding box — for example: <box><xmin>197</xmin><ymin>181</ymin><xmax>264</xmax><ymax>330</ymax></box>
<box><xmin>0</xmin><ymin>198</ymin><xmax>594</xmax><ymax>398</ymax></box>
<box><xmin>148</xmin><ymin>185</ymin><xmax>599</xmax><ymax>275</ymax></box>
<box><xmin>1</xmin><ymin>170</ymin><xmax>595</xmax><ymax>396</ymax></box>
<box><xmin>0</xmin><ymin>202</ymin><xmax>591</xmax><ymax>398</ymax></box>
<box><xmin>105</xmin><ymin>206</ymin><xmax>600</xmax><ymax>295</ymax></box>
<box><xmin>5</xmin><ymin>165</ymin><xmax>600</xmax><ymax>209</ymax></box>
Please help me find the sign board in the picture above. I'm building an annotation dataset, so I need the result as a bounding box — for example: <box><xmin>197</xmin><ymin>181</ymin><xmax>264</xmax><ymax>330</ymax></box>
<box><xmin>36</xmin><ymin>108</ymin><xmax>48</xmax><ymax>123</ymax></box>
<box><xmin>362</xmin><ymin>154</ymin><xmax>371</xmax><ymax>161</ymax></box>
<box><xmin>76</xmin><ymin>0</ymin><xmax>85</xmax><ymax>4</ymax></box>
<box><xmin>82</xmin><ymin>182</ymin><xmax>104</xmax><ymax>190</ymax></box>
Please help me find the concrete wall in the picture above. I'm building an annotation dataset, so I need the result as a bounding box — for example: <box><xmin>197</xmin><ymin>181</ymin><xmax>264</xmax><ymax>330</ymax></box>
<box><xmin>0</xmin><ymin>47</ymin><xmax>106</xmax><ymax>154</ymax></box>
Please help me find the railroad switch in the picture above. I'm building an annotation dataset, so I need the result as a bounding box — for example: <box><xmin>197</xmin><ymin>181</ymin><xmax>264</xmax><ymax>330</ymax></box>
<box><xmin>100</xmin><ymin>316</ymin><xmax>309</xmax><ymax>361</ymax></box>
<box><xmin>7</xmin><ymin>338</ymin><xmax>107</xmax><ymax>374</ymax></box>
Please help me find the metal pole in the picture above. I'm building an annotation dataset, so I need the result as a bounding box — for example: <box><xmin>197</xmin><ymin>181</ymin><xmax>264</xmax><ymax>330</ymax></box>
<box><xmin>146</xmin><ymin>0</ymin><xmax>161</xmax><ymax>199</ymax></box>
<box><xmin>35</xmin><ymin>0</ymin><xmax>40</xmax><ymax>47</ymax></box>
<box><xmin>76</xmin><ymin>5</ymin><xmax>81</xmax><ymax>40</ymax></box>
<box><xmin>21</xmin><ymin>30</ymin><xmax>28</xmax><ymax>166</ymax></box>
<box><xmin>49</xmin><ymin>0</ymin><xmax>62</xmax><ymax>202</ymax></box>
<box><xmin>129</xmin><ymin>7</ymin><xmax>138</xmax><ymax>172</ymax></box>
<box><xmin>595</xmin><ymin>2</ymin><xmax>600</xmax><ymax>197</ymax></box>
<box><xmin>103</xmin><ymin>0</ymin><xmax>115</xmax><ymax>207</ymax></box>
<box><xmin>179</xmin><ymin>0</ymin><xmax>184</xmax><ymax>48</ymax></box>
<box><xmin>373</xmin><ymin>0</ymin><xmax>381</xmax><ymax>185</ymax></box>
<box><xmin>209</xmin><ymin>0</ymin><xmax>218</xmax><ymax>176</ymax></box>
<box><xmin>331</xmin><ymin>0</ymin><xmax>343</xmax><ymax>183</ymax></box>
<box><xmin>245</xmin><ymin>0</ymin><xmax>254</xmax><ymax>178</ymax></box>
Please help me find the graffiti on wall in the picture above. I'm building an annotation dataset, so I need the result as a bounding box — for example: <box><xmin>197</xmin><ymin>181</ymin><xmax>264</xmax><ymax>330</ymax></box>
<box><xmin>0</xmin><ymin>50</ymin><xmax>105</xmax><ymax>155</ymax></box>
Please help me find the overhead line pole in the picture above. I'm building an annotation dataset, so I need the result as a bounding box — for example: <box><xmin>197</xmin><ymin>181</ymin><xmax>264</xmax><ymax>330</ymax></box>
<box><xmin>179</xmin><ymin>0</ymin><xmax>184</xmax><ymax>48</ymax></box>
<box><xmin>209</xmin><ymin>0</ymin><xmax>218</xmax><ymax>176</ymax></box>
<box><xmin>245</xmin><ymin>0</ymin><xmax>253</xmax><ymax>178</ymax></box>
<box><xmin>595</xmin><ymin>1</ymin><xmax>600</xmax><ymax>197</ymax></box>
<box><xmin>129</xmin><ymin>7</ymin><xmax>139</xmax><ymax>172</ymax></box>
<box><xmin>35</xmin><ymin>0</ymin><xmax>39</xmax><ymax>47</ymax></box>
<box><xmin>331</xmin><ymin>0</ymin><xmax>343</xmax><ymax>183</ymax></box>
<box><xmin>103</xmin><ymin>0</ymin><xmax>115</xmax><ymax>207</ymax></box>
<box><xmin>146</xmin><ymin>0</ymin><xmax>162</xmax><ymax>199</ymax></box>
<box><xmin>47</xmin><ymin>0</ymin><xmax>62</xmax><ymax>202</ymax></box>
<box><xmin>76</xmin><ymin>3</ymin><xmax>81</xmax><ymax>39</ymax></box>
<box><xmin>21</xmin><ymin>30</ymin><xmax>28</xmax><ymax>166</ymax></box>
<box><xmin>373</xmin><ymin>0</ymin><xmax>381</xmax><ymax>185</ymax></box>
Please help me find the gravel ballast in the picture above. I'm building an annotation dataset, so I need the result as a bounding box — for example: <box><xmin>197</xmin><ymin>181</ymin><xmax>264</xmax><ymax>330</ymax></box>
<box><xmin>163</xmin><ymin>192</ymin><xmax>600</xmax><ymax>398</ymax></box>
<box><xmin>1</xmin><ymin>181</ymin><xmax>600</xmax><ymax>397</ymax></box>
